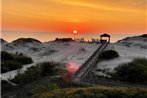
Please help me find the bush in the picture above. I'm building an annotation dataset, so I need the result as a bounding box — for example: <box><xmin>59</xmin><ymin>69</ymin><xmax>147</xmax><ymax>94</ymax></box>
<box><xmin>1</xmin><ymin>61</ymin><xmax>22</xmax><ymax>73</ymax></box>
<box><xmin>10</xmin><ymin>62</ymin><xmax>63</xmax><ymax>85</ymax></box>
<box><xmin>1</xmin><ymin>51</ymin><xmax>33</xmax><ymax>73</ymax></box>
<box><xmin>14</xmin><ymin>56</ymin><xmax>33</xmax><ymax>64</ymax></box>
<box><xmin>11</xmin><ymin>66</ymin><xmax>42</xmax><ymax>85</ymax></box>
<box><xmin>100</xmin><ymin>50</ymin><xmax>119</xmax><ymax>60</ymax></box>
<box><xmin>38</xmin><ymin>62</ymin><xmax>60</xmax><ymax>76</ymax></box>
<box><xmin>1</xmin><ymin>51</ymin><xmax>14</xmax><ymax>61</ymax></box>
<box><xmin>111</xmin><ymin>58</ymin><xmax>147</xmax><ymax>85</ymax></box>
<box><xmin>55</xmin><ymin>38</ymin><xmax>74</xmax><ymax>42</ymax></box>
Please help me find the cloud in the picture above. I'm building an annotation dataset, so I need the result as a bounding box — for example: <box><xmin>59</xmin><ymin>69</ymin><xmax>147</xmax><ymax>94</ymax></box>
<box><xmin>52</xmin><ymin>0</ymin><xmax>145</xmax><ymax>12</ymax></box>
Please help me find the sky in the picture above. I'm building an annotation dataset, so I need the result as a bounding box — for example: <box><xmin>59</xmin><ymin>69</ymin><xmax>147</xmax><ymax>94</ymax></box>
<box><xmin>1</xmin><ymin>0</ymin><xmax>147</xmax><ymax>42</ymax></box>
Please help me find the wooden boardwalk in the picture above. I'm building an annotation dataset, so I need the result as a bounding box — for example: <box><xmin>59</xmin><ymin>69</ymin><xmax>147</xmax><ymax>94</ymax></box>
<box><xmin>72</xmin><ymin>43</ymin><xmax>147</xmax><ymax>88</ymax></box>
<box><xmin>73</xmin><ymin>43</ymin><xmax>109</xmax><ymax>78</ymax></box>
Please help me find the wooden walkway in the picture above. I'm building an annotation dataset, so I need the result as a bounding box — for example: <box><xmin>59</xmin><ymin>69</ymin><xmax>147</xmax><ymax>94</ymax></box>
<box><xmin>72</xmin><ymin>43</ymin><xmax>147</xmax><ymax>88</ymax></box>
<box><xmin>73</xmin><ymin>43</ymin><xmax>109</xmax><ymax>78</ymax></box>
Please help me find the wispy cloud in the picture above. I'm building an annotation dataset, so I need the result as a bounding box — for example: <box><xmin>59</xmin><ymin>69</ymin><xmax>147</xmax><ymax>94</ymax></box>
<box><xmin>53</xmin><ymin>0</ymin><xmax>145</xmax><ymax>12</ymax></box>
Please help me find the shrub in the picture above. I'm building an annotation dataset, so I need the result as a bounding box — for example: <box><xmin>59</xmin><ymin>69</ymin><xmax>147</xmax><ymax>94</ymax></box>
<box><xmin>100</xmin><ymin>50</ymin><xmax>119</xmax><ymax>60</ymax></box>
<box><xmin>55</xmin><ymin>38</ymin><xmax>74</xmax><ymax>42</ymax></box>
<box><xmin>1</xmin><ymin>61</ymin><xmax>22</xmax><ymax>73</ymax></box>
<box><xmin>11</xmin><ymin>66</ymin><xmax>42</xmax><ymax>85</ymax></box>
<box><xmin>1</xmin><ymin>51</ymin><xmax>33</xmax><ymax>73</ymax></box>
<box><xmin>1</xmin><ymin>51</ymin><xmax>13</xmax><ymax>61</ymax></box>
<box><xmin>14</xmin><ymin>56</ymin><xmax>33</xmax><ymax>64</ymax></box>
<box><xmin>38</xmin><ymin>62</ymin><xmax>59</xmax><ymax>76</ymax></box>
<box><xmin>10</xmin><ymin>62</ymin><xmax>62</xmax><ymax>85</ymax></box>
<box><xmin>111</xmin><ymin>58</ymin><xmax>147</xmax><ymax>85</ymax></box>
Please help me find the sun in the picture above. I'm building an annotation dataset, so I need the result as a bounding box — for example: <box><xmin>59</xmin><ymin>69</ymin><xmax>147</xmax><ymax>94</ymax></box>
<box><xmin>73</xmin><ymin>30</ymin><xmax>77</xmax><ymax>34</ymax></box>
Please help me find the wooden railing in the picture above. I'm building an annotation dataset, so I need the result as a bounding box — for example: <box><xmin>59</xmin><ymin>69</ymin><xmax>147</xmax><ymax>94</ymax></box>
<box><xmin>73</xmin><ymin>42</ymin><xmax>109</xmax><ymax>77</ymax></box>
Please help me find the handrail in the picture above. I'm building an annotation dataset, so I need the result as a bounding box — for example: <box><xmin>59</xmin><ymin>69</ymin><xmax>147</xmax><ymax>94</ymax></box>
<box><xmin>73</xmin><ymin>43</ymin><xmax>104</xmax><ymax>77</ymax></box>
<box><xmin>73</xmin><ymin>42</ymin><xmax>109</xmax><ymax>77</ymax></box>
<box><xmin>82</xmin><ymin>43</ymin><xmax>109</xmax><ymax>77</ymax></box>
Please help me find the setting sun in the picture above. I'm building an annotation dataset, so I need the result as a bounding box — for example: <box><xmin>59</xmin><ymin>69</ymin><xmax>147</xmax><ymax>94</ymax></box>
<box><xmin>73</xmin><ymin>30</ymin><xmax>77</xmax><ymax>34</ymax></box>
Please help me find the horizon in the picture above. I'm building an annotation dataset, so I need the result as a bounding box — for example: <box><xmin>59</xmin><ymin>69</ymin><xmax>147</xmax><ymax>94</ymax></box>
<box><xmin>1</xmin><ymin>31</ymin><xmax>145</xmax><ymax>43</ymax></box>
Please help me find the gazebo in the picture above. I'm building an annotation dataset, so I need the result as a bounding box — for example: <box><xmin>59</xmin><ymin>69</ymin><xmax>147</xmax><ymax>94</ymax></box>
<box><xmin>100</xmin><ymin>33</ymin><xmax>111</xmax><ymax>43</ymax></box>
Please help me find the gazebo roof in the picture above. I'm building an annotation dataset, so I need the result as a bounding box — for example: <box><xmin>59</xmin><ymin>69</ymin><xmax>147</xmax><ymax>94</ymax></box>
<box><xmin>100</xmin><ymin>33</ymin><xmax>110</xmax><ymax>37</ymax></box>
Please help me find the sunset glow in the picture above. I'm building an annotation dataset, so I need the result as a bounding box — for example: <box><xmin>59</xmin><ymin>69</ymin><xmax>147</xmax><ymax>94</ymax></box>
<box><xmin>1</xmin><ymin>0</ymin><xmax>146</xmax><ymax>42</ymax></box>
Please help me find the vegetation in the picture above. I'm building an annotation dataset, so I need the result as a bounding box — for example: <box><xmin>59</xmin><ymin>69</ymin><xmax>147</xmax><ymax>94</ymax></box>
<box><xmin>1</xmin><ymin>62</ymin><xmax>66</xmax><ymax>98</ymax></box>
<box><xmin>32</xmin><ymin>83</ymin><xmax>59</xmax><ymax>94</ymax></box>
<box><xmin>2</xmin><ymin>59</ymin><xmax>147</xmax><ymax>98</ymax></box>
<box><xmin>32</xmin><ymin>86</ymin><xmax>147</xmax><ymax>98</ymax></box>
<box><xmin>1</xmin><ymin>61</ymin><xmax>22</xmax><ymax>73</ymax></box>
<box><xmin>2</xmin><ymin>77</ymin><xmax>147</xmax><ymax>98</ymax></box>
<box><xmin>1</xmin><ymin>51</ymin><xmax>33</xmax><ymax>73</ymax></box>
<box><xmin>8</xmin><ymin>62</ymin><xmax>64</xmax><ymax>85</ymax></box>
<box><xmin>100</xmin><ymin>50</ymin><xmax>119</xmax><ymax>60</ymax></box>
<box><xmin>1</xmin><ymin>51</ymin><xmax>13</xmax><ymax>61</ymax></box>
<box><xmin>14</xmin><ymin>56</ymin><xmax>33</xmax><ymax>64</ymax></box>
<box><xmin>1</xmin><ymin>80</ymin><xmax>16</xmax><ymax>91</ymax></box>
<box><xmin>111</xmin><ymin>58</ymin><xmax>147</xmax><ymax>85</ymax></box>
<box><xmin>55</xmin><ymin>38</ymin><xmax>75</xmax><ymax>42</ymax></box>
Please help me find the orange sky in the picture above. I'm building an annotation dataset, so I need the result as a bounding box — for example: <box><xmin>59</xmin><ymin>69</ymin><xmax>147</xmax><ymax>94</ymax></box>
<box><xmin>1</xmin><ymin>0</ymin><xmax>147</xmax><ymax>42</ymax></box>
